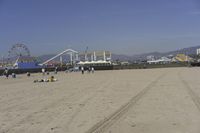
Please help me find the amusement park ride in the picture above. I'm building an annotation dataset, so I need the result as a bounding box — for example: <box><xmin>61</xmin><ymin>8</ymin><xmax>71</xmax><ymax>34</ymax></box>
<box><xmin>2</xmin><ymin>43</ymin><xmax>112</xmax><ymax>69</ymax></box>
<box><xmin>40</xmin><ymin>49</ymin><xmax>79</xmax><ymax>66</ymax></box>
<box><xmin>6</xmin><ymin>43</ymin><xmax>40</xmax><ymax>69</ymax></box>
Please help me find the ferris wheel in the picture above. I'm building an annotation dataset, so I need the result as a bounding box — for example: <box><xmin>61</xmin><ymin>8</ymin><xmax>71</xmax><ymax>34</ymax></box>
<box><xmin>8</xmin><ymin>43</ymin><xmax>31</xmax><ymax>59</ymax></box>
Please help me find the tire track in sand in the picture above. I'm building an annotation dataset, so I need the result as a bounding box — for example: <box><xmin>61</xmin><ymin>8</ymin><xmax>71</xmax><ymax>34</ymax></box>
<box><xmin>39</xmin><ymin>76</ymin><xmax>114</xmax><ymax>133</ymax></box>
<box><xmin>85</xmin><ymin>72</ymin><xmax>166</xmax><ymax>133</ymax></box>
<box><xmin>178</xmin><ymin>72</ymin><xmax>200</xmax><ymax>111</ymax></box>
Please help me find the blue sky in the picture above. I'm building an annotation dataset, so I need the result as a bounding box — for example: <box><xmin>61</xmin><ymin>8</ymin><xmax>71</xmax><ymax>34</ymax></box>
<box><xmin>0</xmin><ymin>0</ymin><xmax>200</xmax><ymax>56</ymax></box>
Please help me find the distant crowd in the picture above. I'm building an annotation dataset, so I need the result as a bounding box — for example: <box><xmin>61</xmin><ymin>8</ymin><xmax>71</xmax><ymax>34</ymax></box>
<box><xmin>1</xmin><ymin>66</ymin><xmax>95</xmax><ymax>82</ymax></box>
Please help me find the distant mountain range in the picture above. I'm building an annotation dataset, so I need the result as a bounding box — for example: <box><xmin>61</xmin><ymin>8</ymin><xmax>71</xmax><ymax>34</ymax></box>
<box><xmin>112</xmin><ymin>45</ymin><xmax>200</xmax><ymax>61</ymax></box>
<box><xmin>37</xmin><ymin>45</ymin><xmax>200</xmax><ymax>62</ymax></box>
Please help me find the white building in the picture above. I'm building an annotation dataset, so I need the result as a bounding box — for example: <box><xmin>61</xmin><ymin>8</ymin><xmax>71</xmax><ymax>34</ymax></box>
<box><xmin>197</xmin><ymin>48</ymin><xmax>200</xmax><ymax>55</ymax></box>
<box><xmin>147</xmin><ymin>55</ymin><xmax>155</xmax><ymax>61</ymax></box>
<box><xmin>147</xmin><ymin>57</ymin><xmax>171</xmax><ymax>64</ymax></box>
<box><xmin>79</xmin><ymin>51</ymin><xmax>112</xmax><ymax>62</ymax></box>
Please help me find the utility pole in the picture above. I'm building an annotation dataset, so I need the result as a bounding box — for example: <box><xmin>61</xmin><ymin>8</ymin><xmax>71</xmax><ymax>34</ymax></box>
<box><xmin>85</xmin><ymin>46</ymin><xmax>88</xmax><ymax>61</ymax></box>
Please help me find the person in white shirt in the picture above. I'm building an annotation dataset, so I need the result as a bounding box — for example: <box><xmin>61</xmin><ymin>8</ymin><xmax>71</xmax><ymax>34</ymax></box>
<box><xmin>81</xmin><ymin>66</ymin><xmax>84</xmax><ymax>74</ymax></box>
<box><xmin>91</xmin><ymin>67</ymin><xmax>94</xmax><ymax>73</ymax></box>
<box><xmin>42</xmin><ymin>68</ymin><xmax>45</xmax><ymax>75</ymax></box>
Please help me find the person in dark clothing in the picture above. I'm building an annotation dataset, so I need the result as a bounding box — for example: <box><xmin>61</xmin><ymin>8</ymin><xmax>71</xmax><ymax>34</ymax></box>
<box><xmin>54</xmin><ymin>67</ymin><xmax>58</xmax><ymax>74</ymax></box>
<box><xmin>88</xmin><ymin>67</ymin><xmax>91</xmax><ymax>73</ymax></box>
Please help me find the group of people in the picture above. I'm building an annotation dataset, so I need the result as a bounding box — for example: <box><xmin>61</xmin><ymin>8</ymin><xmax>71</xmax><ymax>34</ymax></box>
<box><xmin>33</xmin><ymin>68</ymin><xmax>58</xmax><ymax>83</ymax></box>
<box><xmin>1</xmin><ymin>66</ymin><xmax>95</xmax><ymax>81</ymax></box>
<box><xmin>34</xmin><ymin>76</ymin><xmax>57</xmax><ymax>83</ymax></box>
<box><xmin>2</xmin><ymin>68</ymin><xmax>16</xmax><ymax>79</ymax></box>
<box><xmin>2</xmin><ymin>68</ymin><xmax>31</xmax><ymax>79</ymax></box>
<box><xmin>81</xmin><ymin>66</ymin><xmax>95</xmax><ymax>74</ymax></box>
<box><xmin>42</xmin><ymin>67</ymin><xmax>58</xmax><ymax>76</ymax></box>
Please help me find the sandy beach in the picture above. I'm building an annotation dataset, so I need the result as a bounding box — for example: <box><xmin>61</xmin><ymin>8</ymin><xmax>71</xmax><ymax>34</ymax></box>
<box><xmin>0</xmin><ymin>68</ymin><xmax>200</xmax><ymax>133</ymax></box>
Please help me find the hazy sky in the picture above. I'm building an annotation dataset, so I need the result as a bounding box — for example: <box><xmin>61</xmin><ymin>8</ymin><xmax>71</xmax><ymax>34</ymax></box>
<box><xmin>1</xmin><ymin>0</ymin><xmax>200</xmax><ymax>56</ymax></box>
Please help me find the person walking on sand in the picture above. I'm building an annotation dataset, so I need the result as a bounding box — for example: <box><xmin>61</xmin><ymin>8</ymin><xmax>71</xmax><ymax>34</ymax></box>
<box><xmin>81</xmin><ymin>66</ymin><xmax>84</xmax><ymax>74</ymax></box>
<box><xmin>91</xmin><ymin>67</ymin><xmax>94</xmax><ymax>73</ymax></box>
<box><xmin>54</xmin><ymin>67</ymin><xmax>58</xmax><ymax>74</ymax></box>
<box><xmin>4</xmin><ymin>68</ymin><xmax>9</xmax><ymax>79</ymax></box>
<box><xmin>12</xmin><ymin>73</ymin><xmax>16</xmax><ymax>78</ymax></box>
<box><xmin>88</xmin><ymin>67</ymin><xmax>91</xmax><ymax>74</ymax></box>
<box><xmin>42</xmin><ymin>68</ymin><xmax>45</xmax><ymax>75</ymax></box>
<box><xmin>27</xmin><ymin>72</ymin><xmax>30</xmax><ymax>77</ymax></box>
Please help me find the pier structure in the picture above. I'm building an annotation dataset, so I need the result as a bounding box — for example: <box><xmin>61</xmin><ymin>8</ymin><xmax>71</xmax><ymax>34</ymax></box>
<box><xmin>79</xmin><ymin>51</ymin><xmax>112</xmax><ymax>62</ymax></box>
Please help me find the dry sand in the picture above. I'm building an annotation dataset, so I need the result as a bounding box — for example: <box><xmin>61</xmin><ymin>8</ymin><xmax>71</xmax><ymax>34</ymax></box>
<box><xmin>0</xmin><ymin>68</ymin><xmax>200</xmax><ymax>133</ymax></box>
